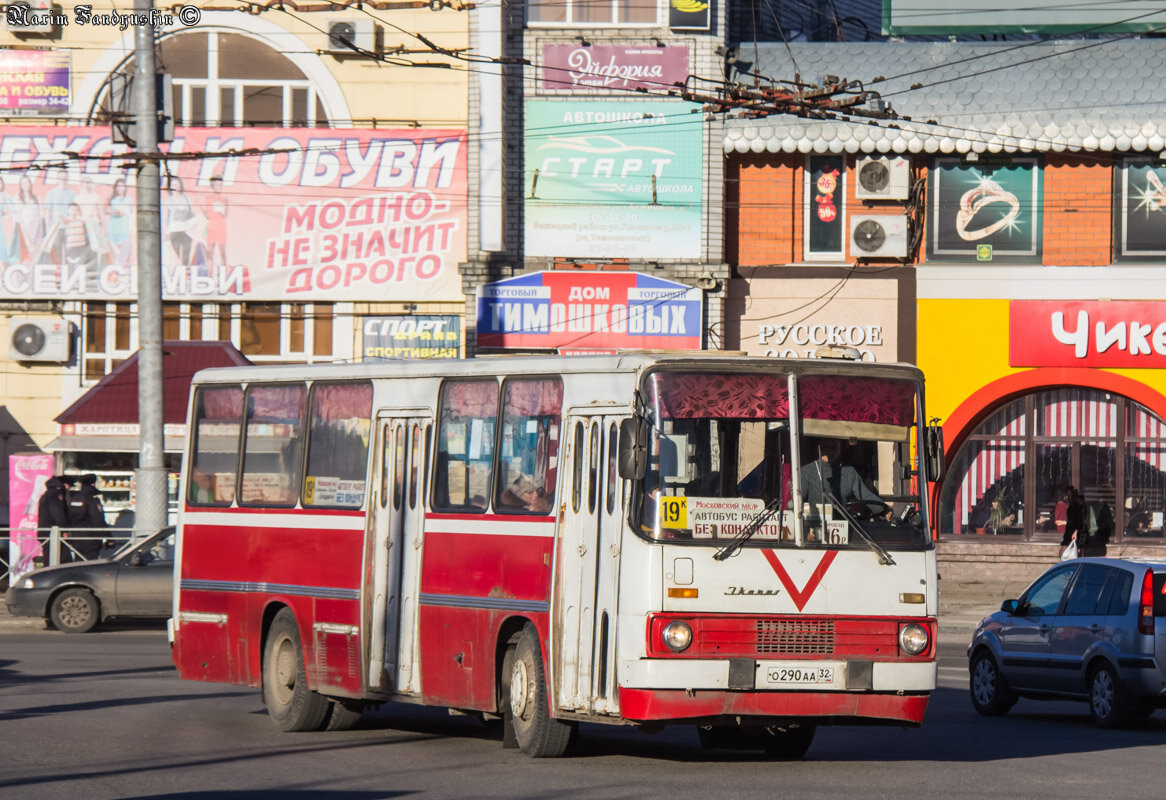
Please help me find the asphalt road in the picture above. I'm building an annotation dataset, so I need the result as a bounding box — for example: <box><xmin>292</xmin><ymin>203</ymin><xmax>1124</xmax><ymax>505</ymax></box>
<box><xmin>3</xmin><ymin>621</ymin><xmax>1166</xmax><ymax>800</ymax></box>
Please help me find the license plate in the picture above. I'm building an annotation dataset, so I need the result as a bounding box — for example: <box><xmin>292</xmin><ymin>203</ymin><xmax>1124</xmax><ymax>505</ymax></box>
<box><xmin>758</xmin><ymin>661</ymin><xmax>845</xmax><ymax>689</ymax></box>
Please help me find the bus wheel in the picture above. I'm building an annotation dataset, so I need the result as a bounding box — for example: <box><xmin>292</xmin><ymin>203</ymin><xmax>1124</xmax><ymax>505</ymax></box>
<box><xmin>508</xmin><ymin>624</ymin><xmax>573</xmax><ymax>758</ymax></box>
<box><xmin>50</xmin><ymin>588</ymin><xmax>100</xmax><ymax>634</ymax></box>
<box><xmin>263</xmin><ymin>609</ymin><xmax>329</xmax><ymax>732</ymax></box>
<box><xmin>323</xmin><ymin>699</ymin><xmax>365</xmax><ymax>731</ymax></box>
<box><xmin>759</xmin><ymin>722</ymin><xmax>816</xmax><ymax>760</ymax></box>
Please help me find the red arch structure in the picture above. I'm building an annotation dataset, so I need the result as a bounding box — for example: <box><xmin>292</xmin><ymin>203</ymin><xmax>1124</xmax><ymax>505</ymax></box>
<box><xmin>930</xmin><ymin>368</ymin><xmax>1166</xmax><ymax>530</ymax></box>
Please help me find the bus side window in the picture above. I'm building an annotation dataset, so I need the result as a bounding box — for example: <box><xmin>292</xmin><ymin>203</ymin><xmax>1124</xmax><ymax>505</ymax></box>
<box><xmin>434</xmin><ymin>379</ymin><xmax>498</xmax><ymax>512</ymax></box>
<box><xmin>588</xmin><ymin>421</ymin><xmax>600</xmax><ymax>514</ymax></box>
<box><xmin>303</xmin><ymin>382</ymin><xmax>373</xmax><ymax>509</ymax></box>
<box><xmin>572</xmin><ymin>422</ymin><xmax>584</xmax><ymax>513</ymax></box>
<box><xmin>409</xmin><ymin>423</ymin><xmax>422</xmax><ymax>509</ymax></box>
<box><xmin>239</xmin><ymin>384</ymin><xmax>307</xmax><ymax>508</ymax></box>
<box><xmin>606</xmin><ymin>422</ymin><xmax>618</xmax><ymax>514</ymax></box>
<box><xmin>188</xmin><ymin>385</ymin><xmax>243</xmax><ymax>506</ymax></box>
<box><xmin>393</xmin><ymin>424</ymin><xmax>406</xmax><ymax>510</ymax></box>
<box><xmin>494</xmin><ymin>378</ymin><xmax>562</xmax><ymax>515</ymax></box>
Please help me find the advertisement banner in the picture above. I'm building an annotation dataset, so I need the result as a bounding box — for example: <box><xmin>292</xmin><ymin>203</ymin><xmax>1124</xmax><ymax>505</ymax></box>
<box><xmin>0</xmin><ymin>126</ymin><xmax>466</xmax><ymax>302</ymax></box>
<box><xmin>1010</xmin><ymin>300</ymin><xmax>1166</xmax><ymax>368</ymax></box>
<box><xmin>362</xmin><ymin>315</ymin><xmax>461</xmax><ymax>360</ymax></box>
<box><xmin>476</xmin><ymin>270</ymin><xmax>703</xmax><ymax>350</ymax></box>
<box><xmin>1119</xmin><ymin>159</ymin><xmax>1166</xmax><ymax>258</ymax></box>
<box><xmin>669</xmin><ymin>0</ymin><xmax>711</xmax><ymax>30</ymax></box>
<box><xmin>929</xmin><ymin>157</ymin><xmax>1041</xmax><ymax>260</ymax></box>
<box><xmin>524</xmin><ymin>100</ymin><xmax>703</xmax><ymax>259</ymax></box>
<box><xmin>8</xmin><ymin>453</ymin><xmax>54</xmax><ymax>577</ymax></box>
<box><xmin>0</xmin><ymin>49</ymin><xmax>69</xmax><ymax>115</ymax></box>
<box><xmin>805</xmin><ymin>155</ymin><xmax>846</xmax><ymax>257</ymax></box>
<box><xmin>539</xmin><ymin>44</ymin><xmax>690</xmax><ymax>94</ymax></box>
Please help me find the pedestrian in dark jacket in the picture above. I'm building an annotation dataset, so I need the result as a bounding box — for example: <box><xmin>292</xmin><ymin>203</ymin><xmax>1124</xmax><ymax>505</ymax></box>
<box><xmin>65</xmin><ymin>473</ymin><xmax>106</xmax><ymax>561</ymax></box>
<box><xmin>37</xmin><ymin>476</ymin><xmax>70</xmax><ymax>558</ymax></box>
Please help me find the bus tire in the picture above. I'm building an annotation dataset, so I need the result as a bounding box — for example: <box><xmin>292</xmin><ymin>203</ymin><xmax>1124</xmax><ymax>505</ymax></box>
<box><xmin>50</xmin><ymin>588</ymin><xmax>99</xmax><ymax>634</ymax></box>
<box><xmin>263</xmin><ymin>609</ymin><xmax>329</xmax><ymax>732</ymax></box>
<box><xmin>508</xmin><ymin>624</ymin><xmax>572</xmax><ymax>758</ymax></box>
<box><xmin>323</xmin><ymin>698</ymin><xmax>365</xmax><ymax>731</ymax></box>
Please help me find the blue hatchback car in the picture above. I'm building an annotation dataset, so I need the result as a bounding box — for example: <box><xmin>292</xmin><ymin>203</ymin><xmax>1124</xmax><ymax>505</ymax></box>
<box><xmin>968</xmin><ymin>557</ymin><xmax>1166</xmax><ymax>727</ymax></box>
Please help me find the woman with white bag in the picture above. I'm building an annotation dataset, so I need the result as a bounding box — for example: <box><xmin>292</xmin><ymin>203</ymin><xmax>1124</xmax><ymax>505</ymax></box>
<box><xmin>1058</xmin><ymin>485</ymin><xmax>1087</xmax><ymax>560</ymax></box>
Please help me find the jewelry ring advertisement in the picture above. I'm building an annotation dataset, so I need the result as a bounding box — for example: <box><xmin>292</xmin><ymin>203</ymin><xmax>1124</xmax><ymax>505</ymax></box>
<box><xmin>929</xmin><ymin>158</ymin><xmax>1041</xmax><ymax>259</ymax></box>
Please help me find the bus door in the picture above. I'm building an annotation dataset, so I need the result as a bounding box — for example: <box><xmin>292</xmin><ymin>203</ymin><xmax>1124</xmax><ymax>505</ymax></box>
<box><xmin>366</xmin><ymin>412</ymin><xmax>428</xmax><ymax>695</ymax></box>
<box><xmin>553</xmin><ymin>412</ymin><xmax>624</xmax><ymax>714</ymax></box>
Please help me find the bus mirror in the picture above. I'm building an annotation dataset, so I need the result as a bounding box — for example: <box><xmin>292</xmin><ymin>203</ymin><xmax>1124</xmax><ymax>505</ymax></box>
<box><xmin>618</xmin><ymin>417</ymin><xmax>648</xmax><ymax>480</ymax></box>
<box><xmin>925</xmin><ymin>425</ymin><xmax>945</xmax><ymax>483</ymax></box>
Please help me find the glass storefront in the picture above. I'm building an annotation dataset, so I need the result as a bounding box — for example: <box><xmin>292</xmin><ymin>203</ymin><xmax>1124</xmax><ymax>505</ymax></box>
<box><xmin>940</xmin><ymin>388</ymin><xmax>1166</xmax><ymax>543</ymax></box>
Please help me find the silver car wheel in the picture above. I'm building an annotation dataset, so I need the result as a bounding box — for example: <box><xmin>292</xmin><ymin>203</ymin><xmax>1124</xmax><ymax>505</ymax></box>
<box><xmin>972</xmin><ymin>656</ymin><xmax>996</xmax><ymax>706</ymax></box>
<box><xmin>1091</xmin><ymin>669</ymin><xmax>1115</xmax><ymax>719</ymax></box>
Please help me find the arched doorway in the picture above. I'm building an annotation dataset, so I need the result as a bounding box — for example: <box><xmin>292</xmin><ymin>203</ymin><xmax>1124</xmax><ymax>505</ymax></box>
<box><xmin>940</xmin><ymin>387</ymin><xmax>1166</xmax><ymax>544</ymax></box>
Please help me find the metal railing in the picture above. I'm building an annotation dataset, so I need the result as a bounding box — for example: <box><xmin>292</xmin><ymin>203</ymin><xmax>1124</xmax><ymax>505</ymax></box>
<box><xmin>1</xmin><ymin>527</ymin><xmax>142</xmax><ymax>589</ymax></box>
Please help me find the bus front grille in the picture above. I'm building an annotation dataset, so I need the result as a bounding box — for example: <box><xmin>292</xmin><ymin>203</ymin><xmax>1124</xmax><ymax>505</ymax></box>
<box><xmin>756</xmin><ymin>618</ymin><xmax>835</xmax><ymax>654</ymax></box>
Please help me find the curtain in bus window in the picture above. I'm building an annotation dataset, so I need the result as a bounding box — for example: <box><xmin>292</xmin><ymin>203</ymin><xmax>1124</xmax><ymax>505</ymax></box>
<box><xmin>798</xmin><ymin>376</ymin><xmax>915</xmax><ymax>425</ymax></box>
<box><xmin>495</xmin><ymin>378</ymin><xmax>561</xmax><ymax>514</ymax></box>
<box><xmin>435</xmin><ymin>379</ymin><xmax>499</xmax><ymax>511</ymax></box>
<box><xmin>240</xmin><ymin>384</ymin><xmax>307</xmax><ymax>507</ymax></box>
<box><xmin>189</xmin><ymin>385</ymin><xmax>243</xmax><ymax>506</ymax></box>
<box><xmin>653</xmin><ymin>373</ymin><xmax>789</xmax><ymax>419</ymax></box>
<box><xmin>303</xmin><ymin>383</ymin><xmax>373</xmax><ymax>508</ymax></box>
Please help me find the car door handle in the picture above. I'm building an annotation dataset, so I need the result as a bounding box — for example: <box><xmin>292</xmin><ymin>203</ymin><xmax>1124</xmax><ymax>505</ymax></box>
<box><xmin>1089</xmin><ymin>624</ymin><xmax>1102</xmax><ymax>632</ymax></box>
<box><xmin>1039</xmin><ymin>625</ymin><xmax>1052</xmax><ymax>634</ymax></box>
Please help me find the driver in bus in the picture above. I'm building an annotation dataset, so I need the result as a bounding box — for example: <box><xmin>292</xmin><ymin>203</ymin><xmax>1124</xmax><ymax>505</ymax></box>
<box><xmin>797</xmin><ymin>438</ymin><xmax>889</xmax><ymax>518</ymax></box>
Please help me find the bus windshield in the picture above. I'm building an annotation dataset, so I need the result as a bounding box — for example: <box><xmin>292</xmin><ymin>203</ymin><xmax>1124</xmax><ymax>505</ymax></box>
<box><xmin>635</xmin><ymin>369</ymin><xmax>929</xmax><ymax>550</ymax></box>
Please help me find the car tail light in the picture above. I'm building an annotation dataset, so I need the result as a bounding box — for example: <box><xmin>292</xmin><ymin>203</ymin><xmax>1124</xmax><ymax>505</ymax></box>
<box><xmin>1139</xmin><ymin>568</ymin><xmax>1155</xmax><ymax>636</ymax></box>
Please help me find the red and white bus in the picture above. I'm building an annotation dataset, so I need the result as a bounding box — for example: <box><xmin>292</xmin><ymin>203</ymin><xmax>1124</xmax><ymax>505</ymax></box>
<box><xmin>171</xmin><ymin>353</ymin><xmax>944</xmax><ymax>757</ymax></box>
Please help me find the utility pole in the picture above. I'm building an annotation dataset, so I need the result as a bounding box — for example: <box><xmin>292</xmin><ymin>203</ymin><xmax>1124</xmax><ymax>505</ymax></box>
<box><xmin>133</xmin><ymin>0</ymin><xmax>167</xmax><ymax>537</ymax></box>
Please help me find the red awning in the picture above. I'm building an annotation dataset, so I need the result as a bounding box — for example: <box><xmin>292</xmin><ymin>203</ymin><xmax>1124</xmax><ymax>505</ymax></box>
<box><xmin>55</xmin><ymin>341</ymin><xmax>251</xmax><ymax>426</ymax></box>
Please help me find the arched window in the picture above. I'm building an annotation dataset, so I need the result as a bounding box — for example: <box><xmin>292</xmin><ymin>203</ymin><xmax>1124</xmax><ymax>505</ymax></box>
<box><xmin>98</xmin><ymin>31</ymin><xmax>329</xmax><ymax>127</ymax></box>
<box><xmin>940</xmin><ymin>388</ymin><xmax>1166</xmax><ymax>544</ymax></box>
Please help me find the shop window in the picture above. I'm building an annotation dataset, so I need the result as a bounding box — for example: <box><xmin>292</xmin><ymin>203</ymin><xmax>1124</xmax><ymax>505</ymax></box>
<box><xmin>239</xmin><ymin>384</ymin><xmax>306</xmax><ymax>507</ymax></box>
<box><xmin>528</xmin><ymin>0</ymin><xmax>657</xmax><ymax>25</ymax></box>
<box><xmin>927</xmin><ymin>157</ymin><xmax>1042</xmax><ymax>263</ymax></box>
<box><xmin>804</xmin><ymin>155</ymin><xmax>846</xmax><ymax>261</ymax></box>
<box><xmin>80</xmin><ymin>301</ymin><xmax>335</xmax><ymax>384</ymax></box>
<box><xmin>187</xmin><ymin>384</ymin><xmax>243</xmax><ymax>506</ymax></box>
<box><xmin>433</xmin><ymin>379</ymin><xmax>498</xmax><ymax>512</ymax></box>
<box><xmin>941</xmin><ymin>389</ymin><xmax>1166</xmax><ymax>543</ymax></box>
<box><xmin>1116</xmin><ymin>157</ymin><xmax>1166</xmax><ymax>260</ymax></box>
<box><xmin>302</xmin><ymin>382</ymin><xmax>372</xmax><ymax>508</ymax></box>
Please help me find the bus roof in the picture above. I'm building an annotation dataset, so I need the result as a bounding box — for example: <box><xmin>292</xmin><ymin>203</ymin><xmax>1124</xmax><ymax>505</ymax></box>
<box><xmin>188</xmin><ymin>353</ymin><xmax>925</xmax><ymax>386</ymax></box>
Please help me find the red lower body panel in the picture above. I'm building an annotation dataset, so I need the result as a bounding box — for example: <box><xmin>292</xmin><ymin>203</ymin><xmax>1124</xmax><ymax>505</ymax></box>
<box><xmin>618</xmin><ymin>688</ymin><xmax>929</xmax><ymax>725</ymax></box>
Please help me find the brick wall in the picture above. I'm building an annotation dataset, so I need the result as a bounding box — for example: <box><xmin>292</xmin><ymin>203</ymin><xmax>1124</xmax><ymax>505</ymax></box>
<box><xmin>1042</xmin><ymin>153</ymin><xmax>1113</xmax><ymax>266</ymax></box>
<box><xmin>728</xmin><ymin>154</ymin><xmax>801</xmax><ymax>265</ymax></box>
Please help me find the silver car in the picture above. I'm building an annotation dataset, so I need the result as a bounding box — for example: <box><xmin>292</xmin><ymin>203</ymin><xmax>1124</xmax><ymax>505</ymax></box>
<box><xmin>968</xmin><ymin>557</ymin><xmax>1166</xmax><ymax>727</ymax></box>
<box><xmin>4</xmin><ymin>528</ymin><xmax>174</xmax><ymax>633</ymax></box>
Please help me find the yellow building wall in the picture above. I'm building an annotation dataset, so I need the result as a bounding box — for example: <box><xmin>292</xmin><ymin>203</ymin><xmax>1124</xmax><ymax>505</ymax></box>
<box><xmin>918</xmin><ymin>297</ymin><xmax>1166</xmax><ymax>432</ymax></box>
<box><xmin>0</xmin><ymin>6</ymin><xmax>469</xmax><ymax>127</ymax></box>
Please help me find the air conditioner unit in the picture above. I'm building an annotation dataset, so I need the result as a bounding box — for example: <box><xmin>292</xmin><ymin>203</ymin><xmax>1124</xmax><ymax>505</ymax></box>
<box><xmin>4</xmin><ymin>0</ymin><xmax>56</xmax><ymax>33</ymax></box>
<box><xmin>854</xmin><ymin>156</ymin><xmax>911</xmax><ymax>200</ymax></box>
<box><xmin>327</xmin><ymin>19</ymin><xmax>382</xmax><ymax>55</ymax></box>
<box><xmin>9</xmin><ymin>317</ymin><xmax>69</xmax><ymax>362</ymax></box>
<box><xmin>850</xmin><ymin>215</ymin><xmax>909</xmax><ymax>259</ymax></box>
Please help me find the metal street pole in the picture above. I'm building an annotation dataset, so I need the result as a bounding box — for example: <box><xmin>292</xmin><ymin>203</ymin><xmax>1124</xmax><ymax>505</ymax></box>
<box><xmin>133</xmin><ymin>0</ymin><xmax>167</xmax><ymax>536</ymax></box>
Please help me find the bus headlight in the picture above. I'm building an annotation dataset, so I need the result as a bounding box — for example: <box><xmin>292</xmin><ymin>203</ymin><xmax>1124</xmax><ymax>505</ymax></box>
<box><xmin>899</xmin><ymin>623</ymin><xmax>929</xmax><ymax>656</ymax></box>
<box><xmin>662</xmin><ymin>620</ymin><xmax>693</xmax><ymax>652</ymax></box>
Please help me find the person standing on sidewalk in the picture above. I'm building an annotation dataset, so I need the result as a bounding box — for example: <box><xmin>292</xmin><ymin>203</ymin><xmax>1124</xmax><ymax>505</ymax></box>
<box><xmin>36</xmin><ymin>476</ymin><xmax>70</xmax><ymax>561</ymax></box>
<box><xmin>1059</xmin><ymin>485</ymin><xmax>1087</xmax><ymax>559</ymax></box>
<box><xmin>65</xmin><ymin>474</ymin><xmax>107</xmax><ymax>561</ymax></box>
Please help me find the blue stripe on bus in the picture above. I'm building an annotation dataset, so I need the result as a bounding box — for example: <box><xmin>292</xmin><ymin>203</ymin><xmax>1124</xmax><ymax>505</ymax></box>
<box><xmin>182</xmin><ymin>579</ymin><xmax>359</xmax><ymax>601</ymax></box>
<box><xmin>419</xmin><ymin>592</ymin><xmax>549</xmax><ymax>613</ymax></box>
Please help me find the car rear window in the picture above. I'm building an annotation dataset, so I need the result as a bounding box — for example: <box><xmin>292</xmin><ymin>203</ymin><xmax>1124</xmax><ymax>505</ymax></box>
<box><xmin>1153</xmin><ymin>573</ymin><xmax>1166</xmax><ymax>616</ymax></box>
